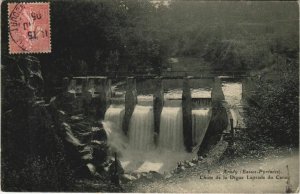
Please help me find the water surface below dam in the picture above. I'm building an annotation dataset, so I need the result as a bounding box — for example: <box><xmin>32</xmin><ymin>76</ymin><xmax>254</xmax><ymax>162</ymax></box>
<box><xmin>103</xmin><ymin>81</ymin><xmax>243</xmax><ymax>173</ymax></box>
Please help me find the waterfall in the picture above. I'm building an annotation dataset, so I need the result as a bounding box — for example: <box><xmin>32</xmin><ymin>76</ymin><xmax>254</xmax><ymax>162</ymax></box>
<box><xmin>104</xmin><ymin>105</ymin><xmax>125</xmax><ymax>132</ymax></box>
<box><xmin>192</xmin><ymin>108</ymin><xmax>212</xmax><ymax>146</ymax></box>
<box><xmin>103</xmin><ymin>105</ymin><xmax>127</xmax><ymax>153</ymax></box>
<box><xmin>222</xmin><ymin>82</ymin><xmax>244</xmax><ymax>128</ymax></box>
<box><xmin>128</xmin><ymin>105</ymin><xmax>154</xmax><ymax>150</ymax></box>
<box><xmin>159</xmin><ymin>106</ymin><xmax>184</xmax><ymax>151</ymax></box>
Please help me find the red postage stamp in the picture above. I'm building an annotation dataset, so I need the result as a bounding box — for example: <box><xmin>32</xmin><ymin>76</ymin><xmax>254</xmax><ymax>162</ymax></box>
<box><xmin>8</xmin><ymin>3</ymin><xmax>51</xmax><ymax>54</ymax></box>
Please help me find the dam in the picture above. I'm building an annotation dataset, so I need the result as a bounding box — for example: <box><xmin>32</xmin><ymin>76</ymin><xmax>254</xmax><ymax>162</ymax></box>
<box><xmin>65</xmin><ymin>75</ymin><xmax>244</xmax><ymax>173</ymax></box>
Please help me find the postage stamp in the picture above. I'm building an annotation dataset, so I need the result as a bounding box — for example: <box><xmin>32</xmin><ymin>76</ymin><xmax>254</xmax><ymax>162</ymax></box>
<box><xmin>8</xmin><ymin>2</ymin><xmax>51</xmax><ymax>54</ymax></box>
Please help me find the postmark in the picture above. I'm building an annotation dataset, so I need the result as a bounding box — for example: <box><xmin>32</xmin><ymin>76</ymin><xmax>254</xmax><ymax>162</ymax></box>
<box><xmin>8</xmin><ymin>2</ymin><xmax>51</xmax><ymax>54</ymax></box>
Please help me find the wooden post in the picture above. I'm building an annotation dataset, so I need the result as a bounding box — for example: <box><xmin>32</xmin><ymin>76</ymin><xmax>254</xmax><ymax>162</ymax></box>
<box><xmin>81</xmin><ymin>78</ymin><xmax>90</xmax><ymax>115</ymax></box>
<box><xmin>87</xmin><ymin>78</ymin><xmax>95</xmax><ymax>94</ymax></box>
<box><xmin>111</xmin><ymin>152</ymin><xmax>120</xmax><ymax>185</ymax></box>
<box><xmin>62</xmin><ymin>77</ymin><xmax>70</xmax><ymax>92</ymax></box>
<box><xmin>182</xmin><ymin>76</ymin><xmax>193</xmax><ymax>152</ymax></box>
<box><xmin>153</xmin><ymin>77</ymin><xmax>164</xmax><ymax>146</ymax></box>
<box><xmin>242</xmin><ymin>78</ymin><xmax>246</xmax><ymax>100</ymax></box>
<box><xmin>122</xmin><ymin>77</ymin><xmax>137</xmax><ymax>135</ymax></box>
<box><xmin>230</xmin><ymin>118</ymin><xmax>234</xmax><ymax>153</ymax></box>
<box><xmin>95</xmin><ymin>77</ymin><xmax>111</xmax><ymax>119</ymax></box>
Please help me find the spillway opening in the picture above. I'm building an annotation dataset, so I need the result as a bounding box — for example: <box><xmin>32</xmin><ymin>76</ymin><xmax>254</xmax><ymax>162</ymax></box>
<box><xmin>128</xmin><ymin>105</ymin><xmax>154</xmax><ymax>150</ymax></box>
<box><xmin>221</xmin><ymin>81</ymin><xmax>244</xmax><ymax>128</ymax></box>
<box><xmin>103</xmin><ymin>88</ymin><xmax>213</xmax><ymax>174</ymax></box>
<box><xmin>159</xmin><ymin>106</ymin><xmax>184</xmax><ymax>151</ymax></box>
<box><xmin>103</xmin><ymin>105</ymin><xmax>127</xmax><ymax>154</ymax></box>
<box><xmin>192</xmin><ymin>108</ymin><xmax>212</xmax><ymax>146</ymax></box>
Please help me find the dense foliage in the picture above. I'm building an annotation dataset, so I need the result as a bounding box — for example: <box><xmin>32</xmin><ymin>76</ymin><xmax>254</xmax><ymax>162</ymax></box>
<box><xmin>2</xmin><ymin>1</ymin><xmax>298</xmax><ymax>95</ymax></box>
<box><xmin>245</xmin><ymin>61</ymin><xmax>299</xmax><ymax>146</ymax></box>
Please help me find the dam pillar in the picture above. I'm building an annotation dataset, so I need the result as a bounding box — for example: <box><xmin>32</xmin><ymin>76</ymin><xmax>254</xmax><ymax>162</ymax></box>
<box><xmin>242</xmin><ymin>77</ymin><xmax>252</xmax><ymax>101</ymax></box>
<box><xmin>182</xmin><ymin>76</ymin><xmax>193</xmax><ymax>152</ymax></box>
<box><xmin>86</xmin><ymin>78</ymin><xmax>96</xmax><ymax>117</ymax></box>
<box><xmin>122</xmin><ymin>77</ymin><xmax>137</xmax><ymax>135</ymax></box>
<box><xmin>68</xmin><ymin>78</ymin><xmax>77</xmax><ymax>92</ymax></box>
<box><xmin>95</xmin><ymin>77</ymin><xmax>111</xmax><ymax>119</ymax></box>
<box><xmin>62</xmin><ymin>77</ymin><xmax>70</xmax><ymax>92</ymax></box>
<box><xmin>81</xmin><ymin>78</ymin><xmax>91</xmax><ymax>115</ymax></box>
<box><xmin>153</xmin><ymin>77</ymin><xmax>164</xmax><ymax>145</ymax></box>
<box><xmin>197</xmin><ymin>77</ymin><xmax>227</xmax><ymax>156</ymax></box>
<box><xmin>211</xmin><ymin>77</ymin><xmax>225</xmax><ymax>105</ymax></box>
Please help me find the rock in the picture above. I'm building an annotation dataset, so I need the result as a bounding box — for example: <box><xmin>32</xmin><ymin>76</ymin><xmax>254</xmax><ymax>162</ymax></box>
<box><xmin>61</xmin><ymin>122</ymin><xmax>84</xmax><ymax>147</ymax></box>
<box><xmin>192</xmin><ymin>156</ymin><xmax>198</xmax><ymax>164</ymax></box>
<box><xmin>120</xmin><ymin>174</ymin><xmax>137</xmax><ymax>183</ymax></box>
<box><xmin>164</xmin><ymin>172</ymin><xmax>172</xmax><ymax>179</ymax></box>
<box><xmin>57</xmin><ymin>110</ymin><xmax>67</xmax><ymax>121</ymax></box>
<box><xmin>131</xmin><ymin>172</ymin><xmax>141</xmax><ymax>179</ymax></box>
<box><xmin>205</xmin><ymin>140</ymin><xmax>228</xmax><ymax>165</ymax></box>
<box><xmin>188</xmin><ymin>162</ymin><xmax>196</xmax><ymax>167</ymax></box>
<box><xmin>174</xmin><ymin>165</ymin><xmax>185</xmax><ymax>174</ymax></box>
<box><xmin>146</xmin><ymin>173</ymin><xmax>153</xmax><ymax>179</ymax></box>
<box><xmin>91</xmin><ymin>127</ymin><xmax>100</xmax><ymax>132</ymax></box>
<box><xmin>92</xmin><ymin>127</ymin><xmax>107</xmax><ymax>142</ymax></box>
<box><xmin>149</xmin><ymin>171</ymin><xmax>163</xmax><ymax>179</ymax></box>
<box><xmin>82</xmin><ymin>153</ymin><xmax>93</xmax><ymax>161</ymax></box>
<box><xmin>104</xmin><ymin>166</ymin><xmax>109</xmax><ymax>172</ymax></box>
<box><xmin>87</xmin><ymin>163</ymin><xmax>96</xmax><ymax>175</ymax></box>
<box><xmin>71</xmin><ymin>115</ymin><xmax>84</xmax><ymax>121</ymax></box>
<box><xmin>91</xmin><ymin>141</ymin><xmax>108</xmax><ymax>164</ymax></box>
<box><xmin>91</xmin><ymin>140</ymin><xmax>103</xmax><ymax>145</ymax></box>
<box><xmin>108</xmin><ymin>159</ymin><xmax>125</xmax><ymax>175</ymax></box>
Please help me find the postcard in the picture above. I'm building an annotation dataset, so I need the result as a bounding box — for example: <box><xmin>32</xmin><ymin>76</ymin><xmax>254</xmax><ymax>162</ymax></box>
<box><xmin>1</xmin><ymin>0</ymin><xmax>299</xmax><ymax>193</ymax></box>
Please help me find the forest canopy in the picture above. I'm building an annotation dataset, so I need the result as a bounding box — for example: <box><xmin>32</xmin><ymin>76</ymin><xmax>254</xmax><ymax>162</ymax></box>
<box><xmin>1</xmin><ymin>0</ymin><xmax>298</xmax><ymax>93</ymax></box>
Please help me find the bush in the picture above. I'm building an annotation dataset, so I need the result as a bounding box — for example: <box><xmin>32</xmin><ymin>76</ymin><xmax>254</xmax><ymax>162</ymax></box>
<box><xmin>1</xmin><ymin>102</ymin><xmax>75</xmax><ymax>191</ymax></box>
<box><xmin>245</xmin><ymin>63</ymin><xmax>299</xmax><ymax>146</ymax></box>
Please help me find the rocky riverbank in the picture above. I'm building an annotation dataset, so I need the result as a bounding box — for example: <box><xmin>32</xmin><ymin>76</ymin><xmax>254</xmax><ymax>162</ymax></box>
<box><xmin>123</xmin><ymin>144</ymin><xmax>299</xmax><ymax>193</ymax></box>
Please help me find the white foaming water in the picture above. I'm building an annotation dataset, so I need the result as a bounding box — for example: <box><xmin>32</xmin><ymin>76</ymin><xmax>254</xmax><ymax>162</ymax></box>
<box><xmin>164</xmin><ymin>89</ymin><xmax>183</xmax><ymax>100</ymax></box>
<box><xmin>137</xmin><ymin>95</ymin><xmax>153</xmax><ymax>106</ymax></box>
<box><xmin>104</xmin><ymin>105</ymin><xmax>125</xmax><ymax>132</ymax></box>
<box><xmin>102</xmin><ymin>88</ymin><xmax>217</xmax><ymax>174</ymax></box>
<box><xmin>191</xmin><ymin>88</ymin><xmax>211</xmax><ymax>98</ymax></box>
<box><xmin>192</xmin><ymin>108</ymin><xmax>212</xmax><ymax>146</ymax></box>
<box><xmin>121</xmin><ymin>149</ymin><xmax>194</xmax><ymax>173</ymax></box>
<box><xmin>164</xmin><ymin>89</ymin><xmax>183</xmax><ymax>107</ymax></box>
<box><xmin>221</xmin><ymin>82</ymin><xmax>244</xmax><ymax>128</ymax></box>
<box><xmin>159</xmin><ymin>106</ymin><xmax>184</xmax><ymax>151</ymax></box>
<box><xmin>103</xmin><ymin>105</ymin><xmax>196</xmax><ymax>173</ymax></box>
<box><xmin>221</xmin><ymin>82</ymin><xmax>242</xmax><ymax>108</ymax></box>
<box><xmin>128</xmin><ymin>105</ymin><xmax>155</xmax><ymax>150</ymax></box>
<box><xmin>103</xmin><ymin>105</ymin><xmax>127</xmax><ymax>153</ymax></box>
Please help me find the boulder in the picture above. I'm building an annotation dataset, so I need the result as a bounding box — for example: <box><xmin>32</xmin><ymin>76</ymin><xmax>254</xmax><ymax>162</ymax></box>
<box><xmin>71</xmin><ymin>115</ymin><xmax>84</xmax><ymax>122</ymax></box>
<box><xmin>191</xmin><ymin>156</ymin><xmax>199</xmax><ymax>164</ymax></box>
<box><xmin>108</xmin><ymin>159</ymin><xmax>125</xmax><ymax>175</ymax></box>
<box><xmin>149</xmin><ymin>171</ymin><xmax>163</xmax><ymax>179</ymax></box>
<box><xmin>131</xmin><ymin>173</ymin><xmax>141</xmax><ymax>179</ymax></box>
<box><xmin>120</xmin><ymin>174</ymin><xmax>137</xmax><ymax>183</ymax></box>
<box><xmin>176</xmin><ymin>165</ymin><xmax>185</xmax><ymax>173</ymax></box>
<box><xmin>164</xmin><ymin>172</ymin><xmax>172</xmax><ymax>179</ymax></box>
<box><xmin>61</xmin><ymin>122</ymin><xmax>84</xmax><ymax>147</ymax></box>
<box><xmin>87</xmin><ymin>163</ymin><xmax>97</xmax><ymax>175</ymax></box>
<box><xmin>188</xmin><ymin>162</ymin><xmax>196</xmax><ymax>167</ymax></box>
